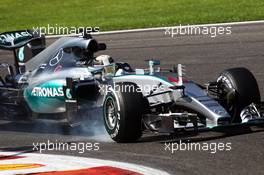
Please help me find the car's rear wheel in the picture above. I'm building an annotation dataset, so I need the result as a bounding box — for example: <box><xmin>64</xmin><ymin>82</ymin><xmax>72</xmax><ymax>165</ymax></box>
<box><xmin>217</xmin><ymin>67</ymin><xmax>260</xmax><ymax>122</ymax></box>
<box><xmin>103</xmin><ymin>82</ymin><xmax>145</xmax><ymax>143</ymax></box>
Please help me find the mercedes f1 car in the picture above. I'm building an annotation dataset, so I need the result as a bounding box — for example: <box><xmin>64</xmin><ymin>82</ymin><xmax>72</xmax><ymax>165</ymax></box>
<box><xmin>0</xmin><ymin>30</ymin><xmax>264</xmax><ymax>142</ymax></box>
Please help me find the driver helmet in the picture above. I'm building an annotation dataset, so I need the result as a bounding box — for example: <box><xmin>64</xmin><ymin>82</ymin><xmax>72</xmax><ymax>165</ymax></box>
<box><xmin>95</xmin><ymin>55</ymin><xmax>114</xmax><ymax>65</ymax></box>
<box><xmin>95</xmin><ymin>55</ymin><xmax>115</xmax><ymax>75</ymax></box>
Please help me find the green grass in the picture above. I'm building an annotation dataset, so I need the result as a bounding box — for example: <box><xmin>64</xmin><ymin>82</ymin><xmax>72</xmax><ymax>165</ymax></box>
<box><xmin>0</xmin><ymin>0</ymin><xmax>264</xmax><ymax>33</ymax></box>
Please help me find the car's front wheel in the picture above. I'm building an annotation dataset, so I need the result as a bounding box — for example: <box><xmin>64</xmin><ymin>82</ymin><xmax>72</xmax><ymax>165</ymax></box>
<box><xmin>217</xmin><ymin>67</ymin><xmax>260</xmax><ymax>122</ymax></box>
<box><xmin>103</xmin><ymin>82</ymin><xmax>145</xmax><ymax>143</ymax></box>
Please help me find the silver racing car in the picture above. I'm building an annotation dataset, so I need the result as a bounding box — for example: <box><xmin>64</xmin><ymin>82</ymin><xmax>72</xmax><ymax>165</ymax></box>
<box><xmin>0</xmin><ymin>30</ymin><xmax>263</xmax><ymax>142</ymax></box>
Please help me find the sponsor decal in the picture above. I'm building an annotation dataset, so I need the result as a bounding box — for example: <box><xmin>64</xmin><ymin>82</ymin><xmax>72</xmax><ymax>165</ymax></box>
<box><xmin>18</xmin><ymin>46</ymin><xmax>25</xmax><ymax>62</ymax></box>
<box><xmin>54</xmin><ymin>65</ymin><xmax>63</xmax><ymax>73</ymax></box>
<box><xmin>39</xmin><ymin>63</ymin><xmax>47</xmax><ymax>69</ymax></box>
<box><xmin>167</xmin><ymin>76</ymin><xmax>188</xmax><ymax>84</ymax></box>
<box><xmin>49</xmin><ymin>49</ymin><xmax>63</xmax><ymax>66</ymax></box>
<box><xmin>0</xmin><ymin>31</ymin><xmax>32</xmax><ymax>46</ymax></box>
<box><xmin>65</xmin><ymin>88</ymin><xmax>72</xmax><ymax>99</ymax></box>
<box><xmin>31</xmin><ymin>87</ymin><xmax>64</xmax><ymax>97</ymax></box>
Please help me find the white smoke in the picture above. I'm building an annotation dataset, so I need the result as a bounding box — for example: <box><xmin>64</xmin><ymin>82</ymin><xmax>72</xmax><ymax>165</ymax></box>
<box><xmin>20</xmin><ymin>70</ymin><xmax>113</xmax><ymax>142</ymax></box>
<box><xmin>66</xmin><ymin>103</ymin><xmax>112</xmax><ymax>142</ymax></box>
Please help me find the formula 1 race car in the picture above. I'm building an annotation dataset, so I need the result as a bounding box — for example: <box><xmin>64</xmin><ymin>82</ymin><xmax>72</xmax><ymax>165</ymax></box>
<box><xmin>0</xmin><ymin>30</ymin><xmax>264</xmax><ymax>143</ymax></box>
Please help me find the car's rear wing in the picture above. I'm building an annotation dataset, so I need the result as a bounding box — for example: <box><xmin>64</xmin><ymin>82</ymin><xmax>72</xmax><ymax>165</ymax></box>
<box><xmin>0</xmin><ymin>30</ymin><xmax>42</xmax><ymax>50</ymax></box>
<box><xmin>0</xmin><ymin>30</ymin><xmax>46</xmax><ymax>74</ymax></box>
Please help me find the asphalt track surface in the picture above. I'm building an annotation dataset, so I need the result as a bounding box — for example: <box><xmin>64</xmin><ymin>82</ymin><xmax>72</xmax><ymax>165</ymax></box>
<box><xmin>1</xmin><ymin>23</ymin><xmax>264</xmax><ymax>175</ymax></box>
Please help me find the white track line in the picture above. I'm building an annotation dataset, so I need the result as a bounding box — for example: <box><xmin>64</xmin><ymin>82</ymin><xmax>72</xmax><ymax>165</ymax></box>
<box><xmin>0</xmin><ymin>151</ymin><xmax>170</xmax><ymax>175</ymax></box>
<box><xmin>46</xmin><ymin>20</ymin><xmax>264</xmax><ymax>38</ymax></box>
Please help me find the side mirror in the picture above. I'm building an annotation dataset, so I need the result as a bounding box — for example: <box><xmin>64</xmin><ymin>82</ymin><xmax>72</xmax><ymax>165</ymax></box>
<box><xmin>148</xmin><ymin>60</ymin><xmax>161</xmax><ymax>75</ymax></box>
<box><xmin>87</xmin><ymin>39</ymin><xmax>99</xmax><ymax>52</ymax></box>
<box><xmin>87</xmin><ymin>41</ymin><xmax>106</xmax><ymax>52</ymax></box>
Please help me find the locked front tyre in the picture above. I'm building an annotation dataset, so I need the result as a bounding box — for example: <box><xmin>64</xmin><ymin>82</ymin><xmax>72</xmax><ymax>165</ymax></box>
<box><xmin>103</xmin><ymin>82</ymin><xmax>145</xmax><ymax>143</ymax></box>
<box><xmin>217</xmin><ymin>67</ymin><xmax>261</xmax><ymax>123</ymax></box>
